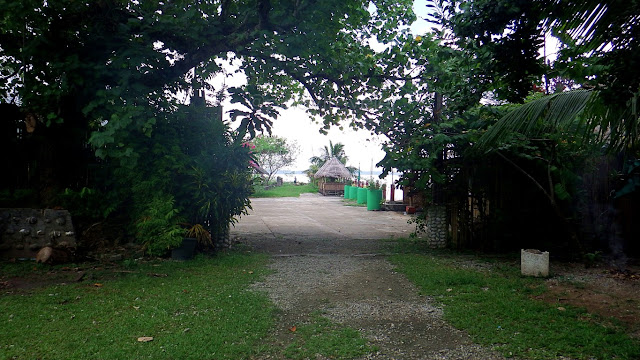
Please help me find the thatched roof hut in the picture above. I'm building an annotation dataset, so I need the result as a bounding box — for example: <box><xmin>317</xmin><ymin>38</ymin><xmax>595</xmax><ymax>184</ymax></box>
<box><xmin>314</xmin><ymin>157</ymin><xmax>352</xmax><ymax>179</ymax></box>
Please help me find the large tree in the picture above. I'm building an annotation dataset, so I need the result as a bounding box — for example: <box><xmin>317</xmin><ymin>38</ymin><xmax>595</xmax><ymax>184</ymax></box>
<box><xmin>251</xmin><ymin>135</ymin><xmax>299</xmax><ymax>184</ymax></box>
<box><xmin>371</xmin><ymin>0</ymin><xmax>640</xmax><ymax>253</ymax></box>
<box><xmin>0</xmin><ymin>0</ymin><xmax>418</xmax><ymax>251</ymax></box>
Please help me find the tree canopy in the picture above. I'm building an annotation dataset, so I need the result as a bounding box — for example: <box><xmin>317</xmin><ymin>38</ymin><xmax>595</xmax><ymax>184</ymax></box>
<box><xmin>251</xmin><ymin>135</ymin><xmax>299</xmax><ymax>184</ymax></box>
<box><xmin>2</xmin><ymin>0</ymin><xmax>638</xmax><ymax>256</ymax></box>
<box><xmin>0</xmin><ymin>0</ymin><xmax>417</xmax><ymax>253</ymax></box>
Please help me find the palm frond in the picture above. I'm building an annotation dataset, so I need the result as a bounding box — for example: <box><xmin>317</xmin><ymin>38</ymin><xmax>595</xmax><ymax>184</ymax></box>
<box><xmin>476</xmin><ymin>88</ymin><xmax>640</xmax><ymax>152</ymax></box>
<box><xmin>475</xmin><ymin>89</ymin><xmax>594</xmax><ymax>151</ymax></box>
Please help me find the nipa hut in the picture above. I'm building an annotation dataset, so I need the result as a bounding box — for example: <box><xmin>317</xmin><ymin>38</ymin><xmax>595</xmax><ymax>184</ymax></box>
<box><xmin>314</xmin><ymin>157</ymin><xmax>352</xmax><ymax>196</ymax></box>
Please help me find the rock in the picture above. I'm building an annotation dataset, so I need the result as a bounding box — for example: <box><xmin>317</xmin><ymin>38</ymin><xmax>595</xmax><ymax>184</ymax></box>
<box><xmin>36</xmin><ymin>247</ymin><xmax>71</xmax><ymax>264</ymax></box>
<box><xmin>36</xmin><ymin>247</ymin><xmax>53</xmax><ymax>263</ymax></box>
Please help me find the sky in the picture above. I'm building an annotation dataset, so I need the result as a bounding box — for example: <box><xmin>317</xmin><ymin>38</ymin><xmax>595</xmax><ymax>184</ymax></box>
<box><xmin>215</xmin><ymin>1</ymin><xmax>434</xmax><ymax>174</ymax></box>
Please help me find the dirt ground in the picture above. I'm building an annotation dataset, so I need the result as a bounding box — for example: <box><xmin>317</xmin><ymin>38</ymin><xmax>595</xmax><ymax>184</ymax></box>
<box><xmin>537</xmin><ymin>260</ymin><xmax>640</xmax><ymax>339</ymax></box>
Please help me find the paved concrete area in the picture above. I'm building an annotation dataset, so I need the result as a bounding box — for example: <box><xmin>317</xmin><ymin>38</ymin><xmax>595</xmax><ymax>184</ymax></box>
<box><xmin>231</xmin><ymin>193</ymin><xmax>418</xmax><ymax>255</ymax></box>
<box><xmin>232</xmin><ymin>194</ymin><xmax>504</xmax><ymax>359</ymax></box>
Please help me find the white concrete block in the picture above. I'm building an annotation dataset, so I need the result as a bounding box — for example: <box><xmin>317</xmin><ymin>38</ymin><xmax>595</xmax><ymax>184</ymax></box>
<box><xmin>521</xmin><ymin>249</ymin><xmax>549</xmax><ymax>277</ymax></box>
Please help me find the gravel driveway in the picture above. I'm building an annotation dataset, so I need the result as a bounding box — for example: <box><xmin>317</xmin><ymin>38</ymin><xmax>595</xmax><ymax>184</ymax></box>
<box><xmin>232</xmin><ymin>194</ymin><xmax>504</xmax><ymax>359</ymax></box>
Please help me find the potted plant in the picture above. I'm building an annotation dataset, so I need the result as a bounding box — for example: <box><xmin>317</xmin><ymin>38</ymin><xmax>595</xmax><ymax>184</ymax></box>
<box><xmin>366</xmin><ymin>180</ymin><xmax>383</xmax><ymax>210</ymax></box>
<box><xmin>170</xmin><ymin>223</ymin><xmax>213</xmax><ymax>260</ymax></box>
<box><xmin>187</xmin><ymin>223</ymin><xmax>212</xmax><ymax>247</ymax></box>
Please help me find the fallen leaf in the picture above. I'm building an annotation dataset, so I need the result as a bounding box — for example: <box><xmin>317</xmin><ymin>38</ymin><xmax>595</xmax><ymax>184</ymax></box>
<box><xmin>137</xmin><ymin>337</ymin><xmax>154</xmax><ymax>342</ymax></box>
<box><xmin>147</xmin><ymin>273</ymin><xmax>168</xmax><ymax>277</ymax></box>
<box><xmin>557</xmin><ymin>307</ymin><xmax>566</xmax><ymax>311</ymax></box>
<box><xmin>93</xmin><ymin>283</ymin><xmax>103</xmax><ymax>287</ymax></box>
<box><xmin>288</xmin><ymin>326</ymin><xmax>297</xmax><ymax>332</ymax></box>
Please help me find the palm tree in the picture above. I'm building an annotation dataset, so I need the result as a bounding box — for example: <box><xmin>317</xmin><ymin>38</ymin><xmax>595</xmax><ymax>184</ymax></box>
<box><xmin>475</xmin><ymin>0</ymin><xmax>640</xmax><ymax>153</ymax></box>
<box><xmin>309</xmin><ymin>141</ymin><xmax>348</xmax><ymax>166</ymax></box>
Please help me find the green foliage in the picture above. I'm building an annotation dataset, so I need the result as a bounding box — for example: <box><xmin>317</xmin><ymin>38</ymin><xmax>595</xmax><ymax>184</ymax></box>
<box><xmin>366</xmin><ymin>180</ymin><xmax>381</xmax><ymax>190</ymax></box>
<box><xmin>391</xmin><ymin>249</ymin><xmax>640</xmax><ymax>360</ymax></box>
<box><xmin>251</xmin><ymin>135</ymin><xmax>299</xmax><ymax>184</ymax></box>
<box><xmin>0</xmin><ymin>0</ymin><xmax>418</xmax><ymax>252</ymax></box>
<box><xmin>442</xmin><ymin>0</ymin><xmax>546</xmax><ymax>103</ymax></box>
<box><xmin>4</xmin><ymin>0</ymin><xmax>638</xmax><ymax>255</ymax></box>
<box><xmin>616</xmin><ymin>159</ymin><xmax>640</xmax><ymax>198</ymax></box>
<box><xmin>475</xmin><ymin>90</ymin><xmax>594</xmax><ymax>151</ymax></box>
<box><xmin>135</xmin><ymin>195</ymin><xmax>184</xmax><ymax>257</ymax></box>
<box><xmin>0</xmin><ymin>252</ymin><xmax>275</xmax><ymax>359</ymax></box>
<box><xmin>0</xmin><ymin>189</ymin><xmax>38</xmax><ymax>208</ymax></box>
<box><xmin>58</xmin><ymin>187</ymin><xmax>118</xmax><ymax>221</ymax></box>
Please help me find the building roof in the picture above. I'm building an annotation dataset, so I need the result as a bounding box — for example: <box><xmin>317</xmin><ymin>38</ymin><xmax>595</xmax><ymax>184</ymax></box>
<box><xmin>314</xmin><ymin>157</ymin><xmax>352</xmax><ymax>179</ymax></box>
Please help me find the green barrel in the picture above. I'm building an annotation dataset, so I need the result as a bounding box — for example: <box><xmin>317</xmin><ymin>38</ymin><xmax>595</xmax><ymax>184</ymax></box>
<box><xmin>357</xmin><ymin>187</ymin><xmax>367</xmax><ymax>204</ymax></box>
<box><xmin>367</xmin><ymin>189</ymin><xmax>383</xmax><ymax>210</ymax></box>
<box><xmin>344</xmin><ymin>185</ymin><xmax>351</xmax><ymax>199</ymax></box>
<box><xmin>349</xmin><ymin>186</ymin><xmax>358</xmax><ymax>200</ymax></box>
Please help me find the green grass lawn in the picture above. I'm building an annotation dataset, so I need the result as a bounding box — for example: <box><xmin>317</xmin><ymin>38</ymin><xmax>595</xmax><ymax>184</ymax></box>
<box><xmin>251</xmin><ymin>182</ymin><xmax>317</xmax><ymax>198</ymax></box>
<box><xmin>389</xmin><ymin>240</ymin><xmax>640</xmax><ymax>360</ymax></box>
<box><xmin>1</xmin><ymin>253</ymin><xmax>275</xmax><ymax>360</ymax></box>
<box><xmin>0</xmin><ymin>250</ymin><xmax>372</xmax><ymax>360</ymax></box>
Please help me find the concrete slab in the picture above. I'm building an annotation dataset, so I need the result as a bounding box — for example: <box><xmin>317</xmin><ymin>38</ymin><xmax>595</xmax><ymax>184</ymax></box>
<box><xmin>231</xmin><ymin>193</ymin><xmax>420</xmax><ymax>255</ymax></box>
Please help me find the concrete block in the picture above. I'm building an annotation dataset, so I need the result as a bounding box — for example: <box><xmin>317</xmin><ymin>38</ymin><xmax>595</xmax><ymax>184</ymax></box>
<box><xmin>521</xmin><ymin>249</ymin><xmax>549</xmax><ymax>277</ymax></box>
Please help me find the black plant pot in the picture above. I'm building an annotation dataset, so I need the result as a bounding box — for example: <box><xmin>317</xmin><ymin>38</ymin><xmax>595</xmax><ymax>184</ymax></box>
<box><xmin>171</xmin><ymin>238</ymin><xmax>197</xmax><ymax>260</ymax></box>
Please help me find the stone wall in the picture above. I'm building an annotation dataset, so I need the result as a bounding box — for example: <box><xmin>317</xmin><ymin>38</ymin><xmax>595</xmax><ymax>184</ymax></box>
<box><xmin>0</xmin><ymin>209</ymin><xmax>77</xmax><ymax>259</ymax></box>
<box><xmin>426</xmin><ymin>205</ymin><xmax>447</xmax><ymax>248</ymax></box>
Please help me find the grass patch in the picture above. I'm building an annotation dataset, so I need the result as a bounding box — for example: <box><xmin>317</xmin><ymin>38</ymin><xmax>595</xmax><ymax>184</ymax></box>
<box><xmin>389</xmin><ymin>241</ymin><xmax>640</xmax><ymax>360</ymax></box>
<box><xmin>1</xmin><ymin>252</ymin><xmax>274</xmax><ymax>360</ymax></box>
<box><xmin>284</xmin><ymin>312</ymin><xmax>375</xmax><ymax>359</ymax></box>
<box><xmin>251</xmin><ymin>182</ymin><xmax>317</xmax><ymax>198</ymax></box>
<box><xmin>342</xmin><ymin>199</ymin><xmax>366</xmax><ymax>207</ymax></box>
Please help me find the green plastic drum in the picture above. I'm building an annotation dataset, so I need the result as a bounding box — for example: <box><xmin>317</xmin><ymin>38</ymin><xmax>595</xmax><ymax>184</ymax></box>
<box><xmin>349</xmin><ymin>186</ymin><xmax>358</xmax><ymax>200</ymax></box>
<box><xmin>367</xmin><ymin>189</ymin><xmax>383</xmax><ymax>211</ymax></box>
<box><xmin>357</xmin><ymin>187</ymin><xmax>367</xmax><ymax>204</ymax></box>
<box><xmin>344</xmin><ymin>185</ymin><xmax>351</xmax><ymax>199</ymax></box>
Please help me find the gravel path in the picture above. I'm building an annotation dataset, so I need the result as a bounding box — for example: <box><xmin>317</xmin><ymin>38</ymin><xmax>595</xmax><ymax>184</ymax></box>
<box><xmin>233</xmin><ymin>194</ymin><xmax>505</xmax><ymax>359</ymax></box>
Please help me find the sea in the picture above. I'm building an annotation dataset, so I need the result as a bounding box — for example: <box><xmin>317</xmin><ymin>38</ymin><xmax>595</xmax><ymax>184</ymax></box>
<box><xmin>275</xmin><ymin>170</ymin><xmax>404</xmax><ymax>201</ymax></box>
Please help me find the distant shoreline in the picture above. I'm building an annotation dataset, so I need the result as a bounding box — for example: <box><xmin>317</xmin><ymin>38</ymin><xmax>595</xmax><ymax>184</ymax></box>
<box><xmin>272</xmin><ymin>171</ymin><xmax>404</xmax><ymax>201</ymax></box>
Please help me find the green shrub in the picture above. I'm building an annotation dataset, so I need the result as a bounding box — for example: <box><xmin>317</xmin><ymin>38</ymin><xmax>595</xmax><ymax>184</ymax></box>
<box><xmin>135</xmin><ymin>195</ymin><xmax>184</xmax><ymax>256</ymax></box>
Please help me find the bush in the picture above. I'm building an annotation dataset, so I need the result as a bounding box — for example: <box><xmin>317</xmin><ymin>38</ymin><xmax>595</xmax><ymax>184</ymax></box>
<box><xmin>135</xmin><ymin>195</ymin><xmax>184</xmax><ymax>256</ymax></box>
